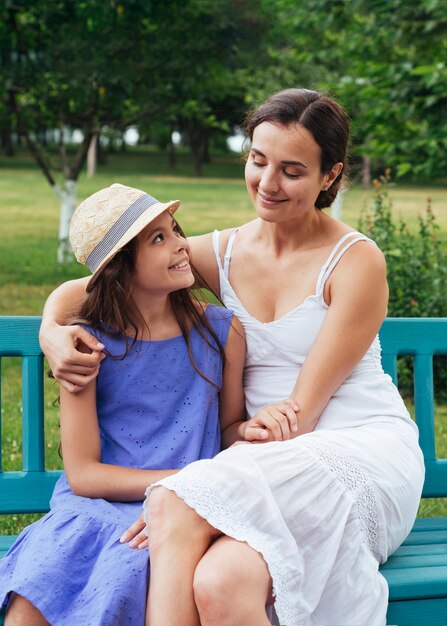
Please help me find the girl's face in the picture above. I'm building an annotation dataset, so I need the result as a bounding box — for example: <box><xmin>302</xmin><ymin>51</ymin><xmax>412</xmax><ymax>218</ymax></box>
<box><xmin>132</xmin><ymin>211</ymin><xmax>194</xmax><ymax>298</ymax></box>
<box><xmin>245</xmin><ymin>121</ymin><xmax>341</xmax><ymax>224</ymax></box>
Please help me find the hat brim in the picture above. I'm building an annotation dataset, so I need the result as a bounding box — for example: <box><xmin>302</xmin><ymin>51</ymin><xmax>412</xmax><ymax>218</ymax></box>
<box><xmin>90</xmin><ymin>199</ymin><xmax>181</xmax><ymax>279</ymax></box>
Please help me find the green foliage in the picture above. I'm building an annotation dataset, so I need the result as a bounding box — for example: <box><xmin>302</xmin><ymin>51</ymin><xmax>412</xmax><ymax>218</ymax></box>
<box><xmin>359</xmin><ymin>172</ymin><xmax>447</xmax><ymax>398</ymax></box>
<box><xmin>359</xmin><ymin>172</ymin><xmax>447</xmax><ymax>318</ymax></box>
<box><xmin>0</xmin><ymin>0</ymin><xmax>275</xmax><ymax>177</ymax></box>
<box><xmin>245</xmin><ymin>0</ymin><xmax>447</xmax><ymax>182</ymax></box>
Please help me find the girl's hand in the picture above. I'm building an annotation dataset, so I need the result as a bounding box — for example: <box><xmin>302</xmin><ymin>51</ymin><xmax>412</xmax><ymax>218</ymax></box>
<box><xmin>243</xmin><ymin>399</ymin><xmax>299</xmax><ymax>442</ymax></box>
<box><xmin>40</xmin><ymin>323</ymin><xmax>105</xmax><ymax>393</ymax></box>
<box><xmin>119</xmin><ymin>513</ymin><xmax>148</xmax><ymax>550</ymax></box>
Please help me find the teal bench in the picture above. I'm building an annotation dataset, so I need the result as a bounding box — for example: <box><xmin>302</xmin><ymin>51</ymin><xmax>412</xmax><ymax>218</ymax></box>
<box><xmin>0</xmin><ymin>316</ymin><xmax>446</xmax><ymax>625</ymax></box>
<box><xmin>0</xmin><ymin>316</ymin><xmax>62</xmax><ymax>625</ymax></box>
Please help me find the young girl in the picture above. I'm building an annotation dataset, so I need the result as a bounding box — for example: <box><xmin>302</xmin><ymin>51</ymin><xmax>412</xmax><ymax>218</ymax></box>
<box><xmin>0</xmin><ymin>183</ymin><xmax>248</xmax><ymax>626</ymax></box>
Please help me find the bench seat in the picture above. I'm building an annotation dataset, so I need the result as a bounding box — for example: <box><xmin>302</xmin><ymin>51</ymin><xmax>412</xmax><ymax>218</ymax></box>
<box><xmin>1</xmin><ymin>316</ymin><xmax>446</xmax><ymax>625</ymax></box>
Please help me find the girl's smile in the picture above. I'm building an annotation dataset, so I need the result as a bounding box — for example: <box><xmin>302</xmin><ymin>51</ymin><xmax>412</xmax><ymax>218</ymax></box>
<box><xmin>169</xmin><ymin>257</ymin><xmax>191</xmax><ymax>271</ymax></box>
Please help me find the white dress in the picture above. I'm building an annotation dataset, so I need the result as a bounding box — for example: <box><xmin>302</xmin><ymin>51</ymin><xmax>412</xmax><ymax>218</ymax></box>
<box><xmin>146</xmin><ymin>230</ymin><xmax>425</xmax><ymax>626</ymax></box>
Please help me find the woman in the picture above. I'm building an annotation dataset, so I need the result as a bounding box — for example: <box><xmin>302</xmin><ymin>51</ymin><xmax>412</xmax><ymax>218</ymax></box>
<box><xmin>40</xmin><ymin>89</ymin><xmax>424</xmax><ymax>625</ymax></box>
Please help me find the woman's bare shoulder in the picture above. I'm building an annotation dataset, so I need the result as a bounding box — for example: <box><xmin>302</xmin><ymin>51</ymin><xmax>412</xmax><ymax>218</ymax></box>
<box><xmin>189</xmin><ymin>227</ymin><xmax>245</xmax><ymax>293</ymax></box>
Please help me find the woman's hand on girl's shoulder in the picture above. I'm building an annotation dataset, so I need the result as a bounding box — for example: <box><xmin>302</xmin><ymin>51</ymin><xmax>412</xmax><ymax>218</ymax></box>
<box><xmin>40</xmin><ymin>323</ymin><xmax>105</xmax><ymax>393</ymax></box>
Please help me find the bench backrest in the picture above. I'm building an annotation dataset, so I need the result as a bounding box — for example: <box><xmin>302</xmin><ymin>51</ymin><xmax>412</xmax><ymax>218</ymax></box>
<box><xmin>0</xmin><ymin>316</ymin><xmax>61</xmax><ymax>514</ymax></box>
<box><xmin>380</xmin><ymin>318</ymin><xmax>447</xmax><ymax>498</ymax></box>
<box><xmin>0</xmin><ymin>316</ymin><xmax>446</xmax><ymax>515</ymax></box>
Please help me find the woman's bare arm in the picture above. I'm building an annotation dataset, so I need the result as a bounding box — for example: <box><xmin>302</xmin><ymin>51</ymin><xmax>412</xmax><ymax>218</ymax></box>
<box><xmin>243</xmin><ymin>242</ymin><xmax>388</xmax><ymax>440</ymax></box>
<box><xmin>289</xmin><ymin>242</ymin><xmax>388</xmax><ymax>434</ymax></box>
<box><xmin>39</xmin><ymin>277</ymin><xmax>104</xmax><ymax>392</ymax></box>
<box><xmin>189</xmin><ymin>233</ymin><xmax>220</xmax><ymax>295</ymax></box>
<box><xmin>219</xmin><ymin>315</ymin><xmax>247</xmax><ymax>447</ymax></box>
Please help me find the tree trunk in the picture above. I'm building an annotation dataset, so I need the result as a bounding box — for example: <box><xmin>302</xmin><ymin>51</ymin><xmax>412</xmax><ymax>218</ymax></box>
<box><xmin>202</xmin><ymin>132</ymin><xmax>210</xmax><ymax>164</ymax></box>
<box><xmin>362</xmin><ymin>155</ymin><xmax>371</xmax><ymax>189</ymax></box>
<box><xmin>168</xmin><ymin>139</ymin><xmax>177</xmax><ymax>169</ymax></box>
<box><xmin>54</xmin><ymin>180</ymin><xmax>77</xmax><ymax>264</ymax></box>
<box><xmin>1</xmin><ymin>130</ymin><xmax>14</xmax><ymax>156</ymax></box>
<box><xmin>168</xmin><ymin>126</ymin><xmax>177</xmax><ymax>169</ymax></box>
<box><xmin>186</xmin><ymin>121</ymin><xmax>205</xmax><ymax>177</ymax></box>
<box><xmin>87</xmin><ymin>133</ymin><xmax>97</xmax><ymax>177</ymax></box>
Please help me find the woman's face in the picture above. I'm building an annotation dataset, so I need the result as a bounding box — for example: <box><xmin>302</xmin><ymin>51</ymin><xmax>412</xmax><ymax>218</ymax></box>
<box><xmin>245</xmin><ymin>121</ymin><xmax>337</xmax><ymax>224</ymax></box>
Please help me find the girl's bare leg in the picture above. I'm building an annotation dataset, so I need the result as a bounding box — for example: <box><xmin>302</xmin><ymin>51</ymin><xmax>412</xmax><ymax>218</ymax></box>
<box><xmin>146</xmin><ymin>487</ymin><xmax>220</xmax><ymax>626</ymax></box>
<box><xmin>5</xmin><ymin>594</ymin><xmax>50</xmax><ymax>626</ymax></box>
<box><xmin>194</xmin><ymin>536</ymin><xmax>272</xmax><ymax>626</ymax></box>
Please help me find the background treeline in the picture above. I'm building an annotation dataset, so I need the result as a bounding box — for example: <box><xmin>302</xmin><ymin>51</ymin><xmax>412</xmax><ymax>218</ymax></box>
<box><xmin>1</xmin><ymin>0</ymin><xmax>446</xmax><ymax>181</ymax></box>
<box><xmin>1</xmin><ymin>0</ymin><xmax>446</xmax><ymax>324</ymax></box>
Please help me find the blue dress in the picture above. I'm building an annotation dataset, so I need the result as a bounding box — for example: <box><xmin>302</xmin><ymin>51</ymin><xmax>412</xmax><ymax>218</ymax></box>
<box><xmin>0</xmin><ymin>305</ymin><xmax>233</xmax><ymax>625</ymax></box>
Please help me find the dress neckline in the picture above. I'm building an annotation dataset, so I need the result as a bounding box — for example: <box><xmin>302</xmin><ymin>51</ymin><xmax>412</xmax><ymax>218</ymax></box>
<box><xmin>216</xmin><ymin>230</ymin><xmax>363</xmax><ymax>327</ymax></box>
<box><xmin>220</xmin><ymin>271</ymin><xmax>325</xmax><ymax>327</ymax></box>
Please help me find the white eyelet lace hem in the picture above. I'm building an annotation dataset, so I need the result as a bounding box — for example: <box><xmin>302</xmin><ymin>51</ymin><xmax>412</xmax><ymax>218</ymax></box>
<box><xmin>300</xmin><ymin>440</ymin><xmax>385</xmax><ymax>562</ymax></box>
<box><xmin>146</xmin><ymin>479</ymin><xmax>297</xmax><ymax>626</ymax></box>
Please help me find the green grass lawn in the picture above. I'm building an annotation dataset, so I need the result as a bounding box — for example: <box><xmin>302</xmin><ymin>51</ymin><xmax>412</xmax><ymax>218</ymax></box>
<box><xmin>0</xmin><ymin>146</ymin><xmax>446</xmax><ymax>534</ymax></box>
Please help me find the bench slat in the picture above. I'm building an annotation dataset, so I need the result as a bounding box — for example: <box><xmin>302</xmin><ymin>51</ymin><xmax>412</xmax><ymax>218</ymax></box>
<box><xmin>380</xmin><ymin>318</ymin><xmax>447</xmax><ymax>354</ymax></box>
<box><xmin>0</xmin><ymin>536</ymin><xmax>17</xmax><ymax>560</ymax></box>
<box><xmin>412</xmin><ymin>517</ymin><xmax>447</xmax><ymax>532</ymax></box>
<box><xmin>382</xmin><ymin>554</ymin><xmax>447</xmax><ymax>570</ymax></box>
<box><xmin>384</xmin><ymin>565</ymin><xmax>447</xmax><ymax>600</ymax></box>
<box><xmin>0</xmin><ymin>471</ymin><xmax>61</xmax><ymax>513</ymax></box>
<box><xmin>387</xmin><ymin>597</ymin><xmax>447</xmax><ymax>626</ymax></box>
<box><xmin>0</xmin><ymin>317</ymin><xmax>42</xmax><ymax>356</ymax></box>
<box><xmin>402</xmin><ymin>529</ymin><xmax>447</xmax><ymax>546</ymax></box>
<box><xmin>393</xmin><ymin>543</ymin><xmax>447</xmax><ymax>557</ymax></box>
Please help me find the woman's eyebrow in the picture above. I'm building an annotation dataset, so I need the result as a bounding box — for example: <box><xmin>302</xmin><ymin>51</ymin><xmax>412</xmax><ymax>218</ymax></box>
<box><xmin>251</xmin><ymin>147</ymin><xmax>307</xmax><ymax>168</ymax></box>
<box><xmin>282</xmin><ymin>159</ymin><xmax>307</xmax><ymax>168</ymax></box>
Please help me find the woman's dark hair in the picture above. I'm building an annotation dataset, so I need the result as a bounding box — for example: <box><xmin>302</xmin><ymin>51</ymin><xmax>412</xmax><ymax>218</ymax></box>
<box><xmin>75</xmin><ymin>220</ymin><xmax>226</xmax><ymax>387</ymax></box>
<box><xmin>244</xmin><ymin>88</ymin><xmax>349</xmax><ymax>209</ymax></box>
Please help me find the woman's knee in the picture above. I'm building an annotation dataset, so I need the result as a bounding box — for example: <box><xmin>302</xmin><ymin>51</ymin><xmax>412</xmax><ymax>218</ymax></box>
<box><xmin>193</xmin><ymin>559</ymin><xmax>233</xmax><ymax>621</ymax></box>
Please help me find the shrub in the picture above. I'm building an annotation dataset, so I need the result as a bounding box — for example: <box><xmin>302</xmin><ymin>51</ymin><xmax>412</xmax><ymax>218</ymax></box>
<box><xmin>359</xmin><ymin>172</ymin><xmax>447</xmax><ymax>398</ymax></box>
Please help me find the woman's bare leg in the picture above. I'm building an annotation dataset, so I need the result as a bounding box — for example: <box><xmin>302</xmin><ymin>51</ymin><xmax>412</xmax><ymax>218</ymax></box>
<box><xmin>146</xmin><ymin>487</ymin><xmax>220</xmax><ymax>626</ymax></box>
<box><xmin>194</xmin><ymin>536</ymin><xmax>272</xmax><ymax>626</ymax></box>
<box><xmin>5</xmin><ymin>594</ymin><xmax>49</xmax><ymax>626</ymax></box>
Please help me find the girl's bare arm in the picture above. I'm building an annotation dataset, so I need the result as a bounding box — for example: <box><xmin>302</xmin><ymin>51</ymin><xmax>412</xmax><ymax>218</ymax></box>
<box><xmin>60</xmin><ymin>381</ymin><xmax>177</xmax><ymax>502</ymax></box>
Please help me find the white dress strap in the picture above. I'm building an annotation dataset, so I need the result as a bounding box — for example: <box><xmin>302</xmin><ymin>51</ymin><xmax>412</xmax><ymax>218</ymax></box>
<box><xmin>316</xmin><ymin>232</ymin><xmax>375</xmax><ymax>294</ymax></box>
<box><xmin>212</xmin><ymin>230</ymin><xmax>222</xmax><ymax>270</ymax></box>
<box><xmin>212</xmin><ymin>229</ymin><xmax>239</xmax><ymax>280</ymax></box>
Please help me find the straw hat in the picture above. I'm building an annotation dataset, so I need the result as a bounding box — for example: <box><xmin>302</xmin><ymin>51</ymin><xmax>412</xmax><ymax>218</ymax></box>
<box><xmin>69</xmin><ymin>183</ymin><xmax>180</xmax><ymax>277</ymax></box>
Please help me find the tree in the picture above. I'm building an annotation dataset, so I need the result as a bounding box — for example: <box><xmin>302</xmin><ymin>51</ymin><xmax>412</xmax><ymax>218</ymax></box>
<box><xmin>140</xmin><ymin>0</ymin><xmax>274</xmax><ymax>175</ymax></box>
<box><xmin>1</xmin><ymin>0</ymin><xmax>161</xmax><ymax>262</ymax></box>
<box><xmin>242</xmin><ymin>0</ymin><xmax>447</xmax><ymax>183</ymax></box>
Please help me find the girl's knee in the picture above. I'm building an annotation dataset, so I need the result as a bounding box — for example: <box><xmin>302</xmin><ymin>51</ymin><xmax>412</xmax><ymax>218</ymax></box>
<box><xmin>145</xmin><ymin>487</ymin><xmax>182</xmax><ymax>540</ymax></box>
<box><xmin>146</xmin><ymin>487</ymin><xmax>212</xmax><ymax>548</ymax></box>
<box><xmin>5</xmin><ymin>593</ymin><xmax>49</xmax><ymax>626</ymax></box>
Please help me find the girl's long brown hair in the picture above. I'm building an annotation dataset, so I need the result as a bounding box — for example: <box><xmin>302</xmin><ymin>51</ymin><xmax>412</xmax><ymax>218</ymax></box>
<box><xmin>76</xmin><ymin>222</ymin><xmax>226</xmax><ymax>386</ymax></box>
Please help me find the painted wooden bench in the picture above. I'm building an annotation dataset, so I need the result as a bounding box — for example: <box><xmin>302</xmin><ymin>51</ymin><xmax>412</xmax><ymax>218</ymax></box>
<box><xmin>0</xmin><ymin>316</ymin><xmax>446</xmax><ymax>625</ymax></box>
